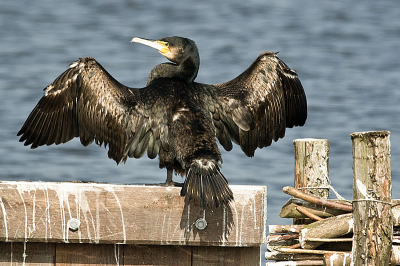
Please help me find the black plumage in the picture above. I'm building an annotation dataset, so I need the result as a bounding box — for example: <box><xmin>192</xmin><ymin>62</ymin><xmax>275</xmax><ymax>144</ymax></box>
<box><xmin>17</xmin><ymin>36</ymin><xmax>307</xmax><ymax>209</ymax></box>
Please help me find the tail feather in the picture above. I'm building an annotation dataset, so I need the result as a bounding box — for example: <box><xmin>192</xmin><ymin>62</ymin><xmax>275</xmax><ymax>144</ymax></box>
<box><xmin>181</xmin><ymin>163</ymin><xmax>234</xmax><ymax>209</ymax></box>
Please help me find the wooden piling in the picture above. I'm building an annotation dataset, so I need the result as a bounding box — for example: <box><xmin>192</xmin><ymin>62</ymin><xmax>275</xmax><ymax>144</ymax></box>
<box><xmin>293</xmin><ymin>139</ymin><xmax>330</xmax><ymax>224</ymax></box>
<box><xmin>294</xmin><ymin>138</ymin><xmax>330</xmax><ymax>198</ymax></box>
<box><xmin>350</xmin><ymin>131</ymin><xmax>392</xmax><ymax>265</ymax></box>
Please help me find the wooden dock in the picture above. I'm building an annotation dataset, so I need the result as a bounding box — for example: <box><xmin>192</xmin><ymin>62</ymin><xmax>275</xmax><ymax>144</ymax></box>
<box><xmin>3</xmin><ymin>130</ymin><xmax>398</xmax><ymax>265</ymax></box>
<box><xmin>0</xmin><ymin>182</ymin><xmax>266</xmax><ymax>265</ymax></box>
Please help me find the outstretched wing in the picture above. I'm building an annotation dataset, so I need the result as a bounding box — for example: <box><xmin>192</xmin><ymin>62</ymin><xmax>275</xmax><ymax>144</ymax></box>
<box><xmin>195</xmin><ymin>51</ymin><xmax>307</xmax><ymax>157</ymax></box>
<box><xmin>17</xmin><ymin>57</ymin><xmax>165</xmax><ymax>163</ymax></box>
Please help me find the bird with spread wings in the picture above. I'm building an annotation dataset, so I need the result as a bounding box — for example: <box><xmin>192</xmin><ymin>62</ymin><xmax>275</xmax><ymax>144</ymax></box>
<box><xmin>18</xmin><ymin>36</ymin><xmax>307</xmax><ymax>209</ymax></box>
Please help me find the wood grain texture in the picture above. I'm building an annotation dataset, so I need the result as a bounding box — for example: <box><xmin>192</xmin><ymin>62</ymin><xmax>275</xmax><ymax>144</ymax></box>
<box><xmin>0</xmin><ymin>182</ymin><xmax>266</xmax><ymax>247</ymax></box>
<box><xmin>280</xmin><ymin>198</ymin><xmax>349</xmax><ymax>219</ymax></box>
<box><xmin>350</xmin><ymin>131</ymin><xmax>392</xmax><ymax>266</ymax></box>
<box><xmin>56</xmin><ymin>243</ymin><xmax>122</xmax><ymax>266</ymax></box>
<box><xmin>124</xmin><ymin>245</ymin><xmax>191</xmax><ymax>266</ymax></box>
<box><xmin>192</xmin><ymin>246</ymin><xmax>260</xmax><ymax>266</ymax></box>
<box><xmin>293</xmin><ymin>138</ymin><xmax>330</xmax><ymax>199</ymax></box>
<box><xmin>0</xmin><ymin>242</ymin><xmax>55</xmax><ymax>265</ymax></box>
<box><xmin>293</xmin><ymin>139</ymin><xmax>330</xmax><ymax>225</ymax></box>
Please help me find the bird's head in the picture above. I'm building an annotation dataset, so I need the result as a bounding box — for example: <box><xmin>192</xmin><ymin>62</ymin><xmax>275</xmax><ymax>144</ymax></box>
<box><xmin>131</xmin><ymin>36</ymin><xmax>199</xmax><ymax>65</ymax></box>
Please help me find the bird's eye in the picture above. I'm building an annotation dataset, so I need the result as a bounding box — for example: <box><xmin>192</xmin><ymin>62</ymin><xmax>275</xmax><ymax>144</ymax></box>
<box><xmin>164</xmin><ymin>42</ymin><xmax>169</xmax><ymax>47</ymax></box>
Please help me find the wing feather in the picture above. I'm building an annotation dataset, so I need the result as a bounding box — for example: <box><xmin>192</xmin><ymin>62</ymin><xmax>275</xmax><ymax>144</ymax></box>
<box><xmin>194</xmin><ymin>51</ymin><xmax>307</xmax><ymax>157</ymax></box>
<box><xmin>17</xmin><ymin>57</ymin><xmax>166</xmax><ymax>164</ymax></box>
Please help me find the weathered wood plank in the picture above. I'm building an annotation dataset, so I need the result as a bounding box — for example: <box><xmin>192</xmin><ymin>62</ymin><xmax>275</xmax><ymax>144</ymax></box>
<box><xmin>124</xmin><ymin>245</ymin><xmax>191</xmax><ymax>266</ymax></box>
<box><xmin>192</xmin><ymin>246</ymin><xmax>260</xmax><ymax>266</ymax></box>
<box><xmin>56</xmin><ymin>243</ymin><xmax>122</xmax><ymax>266</ymax></box>
<box><xmin>0</xmin><ymin>242</ymin><xmax>55</xmax><ymax>265</ymax></box>
<box><xmin>0</xmin><ymin>182</ymin><xmax>266</xmax><ymax>247</ymax></box>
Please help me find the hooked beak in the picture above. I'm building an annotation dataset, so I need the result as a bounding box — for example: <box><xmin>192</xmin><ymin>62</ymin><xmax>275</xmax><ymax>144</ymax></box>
<box><xmin>131</xmin><ymin>37</ymin><xmax>170</xmax><ymax>55</ymax></box>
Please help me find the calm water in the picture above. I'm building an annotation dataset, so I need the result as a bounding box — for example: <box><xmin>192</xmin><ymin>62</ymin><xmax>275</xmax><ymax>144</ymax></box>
<box><xmin>1</xmin><ymin>0</ymin><xmax>399</xmax><ymax>261</ymax></box>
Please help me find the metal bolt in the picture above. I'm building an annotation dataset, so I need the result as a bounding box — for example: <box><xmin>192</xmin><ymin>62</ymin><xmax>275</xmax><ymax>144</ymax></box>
<box><xmin>68</xmin><ymin>218</ymin><xmax>80</xmax><ymax>231</ymax></box>
<box><xmin>195</xmin><ymin>218</ymin><xmax>207</xmax><ymax>230</ymax></box>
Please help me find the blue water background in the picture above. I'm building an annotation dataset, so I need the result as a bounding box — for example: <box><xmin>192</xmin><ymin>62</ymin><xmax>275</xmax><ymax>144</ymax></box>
<box><xmin>1</xmin><ymin>0</ymin><xmax>399</xmax><ymax>262</ymax></box>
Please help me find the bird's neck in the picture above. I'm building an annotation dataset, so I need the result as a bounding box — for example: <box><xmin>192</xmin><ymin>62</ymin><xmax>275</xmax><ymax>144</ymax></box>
<box><xmin>147</xmin><ymin>56</ymin><xmax>199</xmax><ymax>85</ymax></box>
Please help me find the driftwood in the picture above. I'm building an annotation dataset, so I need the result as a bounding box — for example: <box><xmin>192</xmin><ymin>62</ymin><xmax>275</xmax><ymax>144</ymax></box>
<box><xmin>324</xmin><ymin>252</ymin><xmax>352</xmax><ymax>265</ymax></box>
<box><xmin>391</xmin><ymin>246</ymin><xmax>400</xmax><ymax>265</ymax></box>
<box><xmin>267</xmin><ymin>234</ymin><xmax>299</xmax><ymax>242</ymax></box>
<box><xmin>283</xmin><ymin>186</ymin><xmax>353</xmax><ymax>212</ymax></box>
<box><xmin>266</xmin><ymin>234</ymin><xmax>299</xmax><ymax>251</ymax></box>
<box><xmin>393</xmin><ymin>204</ymin><xmax>400</xmax><ymax>226</ymax></box>
<box><xmin>268</xmin><ymin>133</ymin><xmax>397</xmax><ymax>265</ymax></box>
<box><xmin>265</xmin><ymin>251</ymin><xmax>323</xmax><ymax>261</ymax></box>
<box><xmin>268</xmin><ymin>225</ymin><xmax>304</xmax><ymax>234</ymax></box>
<box><xmin>277</xmin><ymin>248</ymin><xmax>349</xmax><ymax>255</ymax></box>
<box><xmin>265</xmin><ymin>260</ymin><xmax>324</xmax><ymax>265</ymax></box>
<box><xmin>295</xmin><ymin>205</ymin><xmax>323</xmax><ymax>221</ymax></box>
<box><xmin>266</xmin><ymin>252</ymin><xmax>353</xmax><ymax>266</ymax></box>
<box><xmin>268</xmin><ymin>248</ymin><xmax>400</xmax><ymax>266</ymax></box>
<box><xmin>280</xmin><ymin>198</ymin><xmax>349</xmax><ymax>219</ymax></box>
<box><xmin>299</xmin><ymin>213</ymin><xmax>353</xmax><ymax>249</ymax></box>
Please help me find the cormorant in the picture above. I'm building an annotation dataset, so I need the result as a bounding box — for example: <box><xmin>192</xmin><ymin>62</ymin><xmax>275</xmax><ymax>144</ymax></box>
<box><xmin>17</xmin><ymin>36</ymin><xmax>307</xmax><ymax>209</ymax></box>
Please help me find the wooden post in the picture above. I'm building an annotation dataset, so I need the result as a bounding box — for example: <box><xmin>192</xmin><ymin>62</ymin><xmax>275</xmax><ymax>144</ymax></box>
<box><xmin>294</xmin><ymin>138</ymin><xmax>330</xmax><ymax>198</ymax></box>
<box><xmin>293</xmin><ymin>139</ymin><xmax>330</xmax><ymax>224</ymax></box>
<box><xmin>350</xmin><ymin>131</ymin><xmax>392</xmax><ymax>266</ymax></box>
